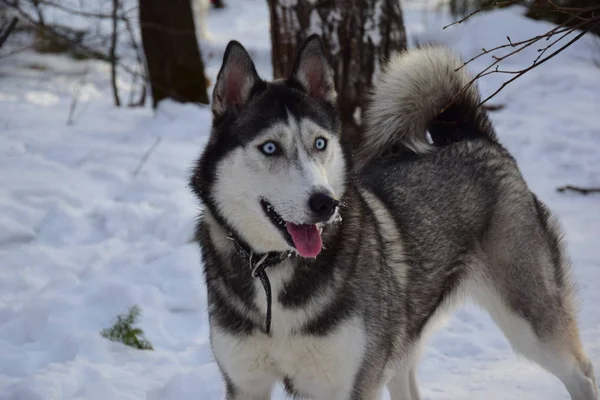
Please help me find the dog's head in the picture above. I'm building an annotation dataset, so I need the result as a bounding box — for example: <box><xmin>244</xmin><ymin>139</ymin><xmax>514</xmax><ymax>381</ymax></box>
<box><xmin>191</xmin><ymin>35</ymin><xmax>348</xmax><ymax>258</ymax></box>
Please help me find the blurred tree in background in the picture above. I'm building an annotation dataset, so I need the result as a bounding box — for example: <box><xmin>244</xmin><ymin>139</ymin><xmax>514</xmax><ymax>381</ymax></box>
<box><xmin>0</xmin><ymin>0</ymin><xmax>211</xmax><ymax>108</ymax></box>
<box><xmin>267</xmin><ymin>0</ymin><xmax>407</xmax><ymax>147</ymax></box>
<box><xmin>1</xmin><ymin>0</ymin><xmax>596</xmax><ymax>114</ymax></box>
<box><xmin>139</xmin><ymin>0</ymin><xmax>209</xmax><ymax>108</ymax></box>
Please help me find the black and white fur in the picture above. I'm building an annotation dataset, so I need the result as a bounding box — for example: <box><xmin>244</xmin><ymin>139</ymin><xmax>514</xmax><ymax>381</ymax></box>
<box><xmin>189</xmin><ymin>36</ymin><xmax>598</xmax><ymax>399</ymax></box>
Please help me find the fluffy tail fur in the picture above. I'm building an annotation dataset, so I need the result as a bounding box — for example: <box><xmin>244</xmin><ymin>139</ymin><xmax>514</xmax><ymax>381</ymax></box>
<box><xmin>356</xmin><ymin>46</ymin><xmax>497</xmax><ymax>168</ymax></box>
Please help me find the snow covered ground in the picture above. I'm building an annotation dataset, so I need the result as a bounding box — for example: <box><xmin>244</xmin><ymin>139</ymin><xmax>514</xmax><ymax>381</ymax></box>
<box><xmin>1</xmin><ymin>0</ymin><xmax>599</xmax><ymax>399</ymax></box>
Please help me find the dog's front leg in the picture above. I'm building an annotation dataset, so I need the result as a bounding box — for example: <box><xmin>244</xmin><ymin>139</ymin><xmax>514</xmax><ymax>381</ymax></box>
<box><xmin>308</xmin><ymin>382</ymin><xmax>387</xmax><ymax>400</ymax></box>
<box><xmin>211</xmin><ymin>328</ymin><xmax>277</xmax><ymax>400</ymax></box>
<box><xmin>221</xmin><ymin>372</ymin><xmax>275</xmax><ymax>400</ymax></box>
<box><xmin>217</xmin><ymin>360</ymin><xmax>276</xmax><ymax>400</ymax></box>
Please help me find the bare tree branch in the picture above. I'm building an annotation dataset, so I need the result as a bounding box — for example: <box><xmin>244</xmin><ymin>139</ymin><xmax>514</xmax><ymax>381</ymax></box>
<box><xmin>557</xmin><ymin>185</ymin><xmax>600</xmax><ymax>195</ymax></box>
<box><xmin>0</xmin><ymin>0</ymin><xmax>112</xmax><ymax>59</ymax></box>
<box><xmin>441</xmin><ymin>0</ymin><xmax>600</xmax><ymax>111</ymax></box>
<box><xmin>1</xmin><ymin>0</ymin><xmax>206</xmax><ymax>110</ymax></box>
<box><xmin>0</xmin><ymin>16</ymin><xmax>18</xmax><ymax>49</ymax></box>
<box><xmin>110</xmin><ymin>0</ymin><xmax>120</xmax><ymax>106</ymax></box>
<box><xmin>482</xmin><ymin>103</ymin><xmax>505</xmax><ymax>111</ymax></box>
<box><xmin>122</xmin><ymin>2</ymin><xmax>146</xmax><ymax>107</ymax></box>
<box><xmin>33</xmin><ymin>0</ymin><xmax>131</xmax><ymax>20</ymax></box>
<box><xmin>67</xmin><ymin>62</ymin><xmax>90</xmax><ymax>125</ymax></box>
<box><xmin>457</xmin><ymin>17</ymin><xmax>582</xmax><ymax>71</ymax></box>
<box><xmin>476</xmin><ymin>27</ymin><xmax>590</xmax><ymax>107</ymax></box>
<box><xmin>132</xmin><ymin>136</ymin><xmax>161</xmax><ymax>177</ymax></box>
<box><xmin>0</xmin><ymin>42</ymin><xmax>37</xmax><ymax>58</ymax></box>
<box><xmin>443</xmin><ymin>0</ymin><xmax>518</xmax><ymax>29</ymax></box>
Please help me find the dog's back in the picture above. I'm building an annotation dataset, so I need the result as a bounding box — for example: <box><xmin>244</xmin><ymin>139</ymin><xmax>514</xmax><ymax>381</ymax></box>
<box><xmin>356</xmin><ymin>46</ymin><xmax>598</xmax><ymax>400</ymax></box>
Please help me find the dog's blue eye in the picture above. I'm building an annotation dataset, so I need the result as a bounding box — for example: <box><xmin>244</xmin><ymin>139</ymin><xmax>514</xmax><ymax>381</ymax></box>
<box><xmin>315</xmin><ymin>137</ymin><xmax>327</xmax><ymax>151</ymax></box>
<box><xmin>260</xmin><ymin>141</ymin><xmax>279</xmax><ymax>156</ymax></box>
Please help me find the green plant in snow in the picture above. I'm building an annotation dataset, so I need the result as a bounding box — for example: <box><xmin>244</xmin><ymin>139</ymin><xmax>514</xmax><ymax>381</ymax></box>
<box><xmin>100</xmin><ymin>305</ymin><xmax>154</xmax><ymax>350</ymax></box>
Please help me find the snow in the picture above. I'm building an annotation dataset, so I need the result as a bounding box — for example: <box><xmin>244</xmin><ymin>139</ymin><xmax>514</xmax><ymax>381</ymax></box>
<box><xmin>1</xmin><ymin>0</ymin><xmax>599</xmax><ymax>399</ymax></box>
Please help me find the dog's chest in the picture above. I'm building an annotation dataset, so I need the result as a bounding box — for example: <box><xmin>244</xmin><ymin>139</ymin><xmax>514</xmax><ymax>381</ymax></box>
<box><xmin>211</xmin><ymin>316</ymin><xmax>367</xmax><ymax>398</ymax></box>
<box><xmin>210</xmin><ymin>265</ymin><xmax>368</xmax><ymax>397</ymax></box>
<box><xmin>252</xmin><ymin>263</ymin><xmax>319</xmax><ymax>332</ymax></box>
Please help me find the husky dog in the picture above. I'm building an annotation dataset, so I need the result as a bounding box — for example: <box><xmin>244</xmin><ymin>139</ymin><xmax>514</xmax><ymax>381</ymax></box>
<box><xmin>189</xmin><ymin>35</ymin><xmax>598</xmax><ymax>400</ymax></box>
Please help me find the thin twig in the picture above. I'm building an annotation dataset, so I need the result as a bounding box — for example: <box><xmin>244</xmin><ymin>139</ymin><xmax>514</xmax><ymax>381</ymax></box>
<box><xmin>443</xmin><ymin>8</ymin><xmax>483</xmax><ymax>29</ymax></box>
<box><xmin>532</xmin><ymin>23</ymin><xmax>578</xmax><ymax>65</ymax></box>
<box><xmin>457</xmin><ymin>18</ymin><xmax>580</xmax><ymax>71</ymax></box>
<box><xmin>132</xmin><ymin>136</ymin><xmax>161</xmax><ymax>177</ymax></box>
<box><xmin>0</xmin><ymin>16</ymin><xmax>18</xmax><ymax>49</ymax></box>
<box><xmin>122</xmin><ymin>2</ymin><xmax>146</xmax><ymax>107</ymax></box>
<box><xmin>0</xmin><ymin>42</ymin><xmax>38</xmax><ymax>59</ymax></box>
<box><xmin>482</xmin><ymin>103</ymin><xmax>505</xmax><ymax>112</ymax></box>
<box><xmin>476</xmin><ymin>27</ymin><xmax>589</xmax><ymax>107</ymax></box>
<box><xmin>33</xmin><ymin>0</ymin><xmax>135</xmax><ymax>20</ymax></box>
<box><xmin>110</xmin><ymin>0</ymin><xmax>120</xmax><ymax>106</ymax></box>
<box><xmin>440</xmin><ymin>7</ymin><xmax>596</xmax><ymax>113</ymax></box>
<box><xmin>443</xmin><ymin>0</ymin><xmax>518</xmax><ymax>29</ymax></box>
<box><xmin>557</xmin><ymin>185</ymin><xmax>600</xmax><ymax>195</ymax></box>
<box><xmin>32</xmin><ymin>0</ymin><xmax>45</xmax><ymax>27</ymax></box>
<box><xmin>67</xmin><ymin>62</ymin><xmax>89</xmax><ymax>125</ymax></box>
<box><xmin>546</xmin><ymin>0</ymin><xmax>600</xmax><ymax>14</ymax></box>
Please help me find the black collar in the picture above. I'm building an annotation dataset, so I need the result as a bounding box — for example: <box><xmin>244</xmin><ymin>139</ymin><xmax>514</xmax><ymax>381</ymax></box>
<box><xmin>227</xmin><ymin>232</ymin><xmax>294</xmax><ymax>335</ymax></box>
<box><xmin>229</xmin><ymin>233</ymin><xmax>294</xmax><ymax>274</ymax></box>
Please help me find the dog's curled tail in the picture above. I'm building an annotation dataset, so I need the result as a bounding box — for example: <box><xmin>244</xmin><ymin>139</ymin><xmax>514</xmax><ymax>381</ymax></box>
<box><xmin>356</xmin><ymin>46</ymin><xmax>497</xmax><ymax>167</ymax></box>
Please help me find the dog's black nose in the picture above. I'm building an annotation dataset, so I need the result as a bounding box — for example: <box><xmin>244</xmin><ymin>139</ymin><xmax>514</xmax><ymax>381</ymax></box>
<box><xmin>309</xmin><ymin>192</ymin><xmax>339</xmax><ymax>221</ymax></box>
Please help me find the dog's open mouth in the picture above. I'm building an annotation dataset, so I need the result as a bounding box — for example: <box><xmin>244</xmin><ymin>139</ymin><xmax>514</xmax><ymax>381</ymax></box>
<box><xmin>260</xmin><ymin>199</ymin><xmax>323</xmax><ymax>258</ymax></box>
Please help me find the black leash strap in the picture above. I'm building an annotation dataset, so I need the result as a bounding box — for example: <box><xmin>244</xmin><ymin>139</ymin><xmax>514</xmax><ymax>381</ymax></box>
<box><xmin>254</xmin><ymin>266</ymin><xmax>272</xmax><ymax>334</ymax></box>
<box><xmin>228</xmin><ymin>233</ymin><xmax>293</xmax><ymax>335</ymax></box>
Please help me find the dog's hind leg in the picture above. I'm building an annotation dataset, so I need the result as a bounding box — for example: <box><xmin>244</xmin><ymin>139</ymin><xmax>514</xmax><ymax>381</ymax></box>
<box><xmin>473</xmin><ymin>193</ymin><xmax>598</xmax><ymax>399</ymax></box>
<box><xmin>469</xmin><ymin>279</ymin><xmax>598</xmax><ymax>400</ymax></box>
<box><xmin>408</xmin><ymin>368</ymin><xmax>421</xmax><ymax>400</ymax></box>
<box><xmin>388</xmin><ymin>371</ymin><xmax>412</xmax><ymax>400</ymax></box>
<box><xmin>388</xmin><ymin>366</ymin><xmax>420</xmax><ymax>400</ymax></box>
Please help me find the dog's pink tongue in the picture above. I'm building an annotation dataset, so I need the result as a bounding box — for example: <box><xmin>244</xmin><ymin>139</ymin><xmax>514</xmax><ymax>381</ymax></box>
<box><xmin>285</xmin><ymin>223</ymin><xmax>322</xmax><ymax>258</ymax></box>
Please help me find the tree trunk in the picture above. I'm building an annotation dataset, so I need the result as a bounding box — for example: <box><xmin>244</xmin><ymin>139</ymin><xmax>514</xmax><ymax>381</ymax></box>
<box><xmin>267</xmin><ymin>0</ymin><xmax>407</xmax><ymax>147</ymax></box>
<box><xmin>139</xmin><ymin>0</ymin><xmax>209</xmax><ymax>108</ymax></box>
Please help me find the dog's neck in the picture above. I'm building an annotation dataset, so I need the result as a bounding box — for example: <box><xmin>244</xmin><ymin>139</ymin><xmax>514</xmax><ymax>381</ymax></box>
<box><xmin>201</xmin><ymin>210</ymin><xmax>293</xmax><ymax>268</ymax></box>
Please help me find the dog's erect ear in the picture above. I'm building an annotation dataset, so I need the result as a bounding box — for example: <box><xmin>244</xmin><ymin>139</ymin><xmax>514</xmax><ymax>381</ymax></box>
<box><xmin>212</xmin><ymin>41</ymin><xmax>261</xmax><ymax>117</ymax></box>
<box><xmin>289</xmin><ymin>34</ymin><xmax>336</xmax><ymax>106</ymax></box>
